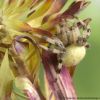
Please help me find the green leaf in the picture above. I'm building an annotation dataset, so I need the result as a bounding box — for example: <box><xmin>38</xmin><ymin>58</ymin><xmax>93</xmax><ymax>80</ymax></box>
<box><xmin>0</xmin><ymin>50</ymin><xmax>15</xmax><ymax>99</ymax></box>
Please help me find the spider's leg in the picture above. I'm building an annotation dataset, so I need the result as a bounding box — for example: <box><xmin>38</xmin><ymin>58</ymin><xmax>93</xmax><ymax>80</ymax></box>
<box><xmin>78</xmin><ymin>18</ymin><xmax>91</xmax><ymax>40</ymax></box>
<box><xmin>85</xmin><ymin>42</ymin><xmax>90</xmax><ymax>48</ymax></box>
<box><xmin>74</xmin><ymin>17</ymin><xmax>91</xmax><ymax>45</ymax></box>
<box><xmin>55</xmin><ymin>54</ymin><xmax>64</xmax><ymax>73</ymax></box>
<box><xmin>39</xmin><ymin>44</ymin><xmax>64</xmax><ymax>54</ymax></box>
<box><xmin>69</xmin><ymin>23</ymin><xmax>81</xmax><ymax>44</ymax></box>
<box><xmin>33</xmin><ymin>34</ymin><xmax>56</xmax><ymax>44</ymax></box>
<box><xmin>75</xmin><ymin>17</ymin><xmax>91</xmax><ymax>33</ymax></box>
<box><xmin>77</xmin><ymin>28</ymin><xmax>91</xmax><ymax>46</ymax></box>
<box><xmin>33</xmin><ymin>34</ymin><xmax>65</xmax><ymax>49</ymax></box>
<box><xmin>74</xmin><ymin>16</ymin><xmax>86</xmax><ymax>26</ymax></box>
<box><xmin>78</xmin><ymin>17</ymin><xmax>91</xmax><ymax>39</ymax></box>
<box><xmin>56</xmin><ymin>59</ymin><xmax>63</xmax><ymax>73</ymax></box>
<box><xmin>82</xmin><ymin>25</ymin><xmax>91</xmax><ymax>39</ymax></box>
<box><xmin>56</xmin><ymin>19</ymin><xmax>70</xmax><ymax>46</ymax></box>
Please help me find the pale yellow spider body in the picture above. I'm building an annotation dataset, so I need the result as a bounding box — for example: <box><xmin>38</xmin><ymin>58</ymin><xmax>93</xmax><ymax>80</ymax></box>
<box><xmin>62</xmin><ymin>45</ymin><xmax>86</xmax><ymax>67</ymax></box>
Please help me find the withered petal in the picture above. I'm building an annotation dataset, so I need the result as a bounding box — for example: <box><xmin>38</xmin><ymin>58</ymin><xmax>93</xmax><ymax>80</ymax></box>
<box><xmin>60</xmin><ymin>1</ymin><xmax>91</xmax><ymax>19</ymax></box>
<box><xmin>26</xmin><ymin>0</ymin><xmax>54</xmax><ymax>21</ymax></box>
<box><xmin>41</xmin><ymin>1</ymin><xmax>91</xmax><ymax>30</ymax></box>
<box><xmin>42</xmin><ymin>0</ymin><xmax>67</xmax><ymax>24</ymax></box>
<box><xmin>30</xmin><ymin>27</ymin><xmax>52</xmax><ymax>37</ymax></box>
<box><xmin>42</xmin><ymin>51</ymin><xmax>77</xmax><ymax>100</ymax></box>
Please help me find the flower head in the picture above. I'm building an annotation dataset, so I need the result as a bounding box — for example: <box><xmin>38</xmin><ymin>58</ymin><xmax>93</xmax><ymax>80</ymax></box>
<box><xmin>0</xmin><ymin>0</ymin><xmax>91</xmax><ymax>100</ymax></box>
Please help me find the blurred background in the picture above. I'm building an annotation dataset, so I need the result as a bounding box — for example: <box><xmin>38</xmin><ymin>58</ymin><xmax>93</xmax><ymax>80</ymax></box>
<box><xmin>73</xmin><ymin>0</ymin><xmax>100</xmax><ymax>98</ymax></box>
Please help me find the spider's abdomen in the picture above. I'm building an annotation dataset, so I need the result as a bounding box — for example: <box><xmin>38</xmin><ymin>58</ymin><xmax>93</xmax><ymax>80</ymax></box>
<box><xmin>62</xmin><ymin>45</ymin><xmax>86</xmax><ymax>67</ymax></box>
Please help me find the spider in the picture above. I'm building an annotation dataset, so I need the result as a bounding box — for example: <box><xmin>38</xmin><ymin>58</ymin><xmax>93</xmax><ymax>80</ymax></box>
<box><xmin>32</xmin><ymin>17</ymin><xmax>91</xmax><ymax>73</ymax></box>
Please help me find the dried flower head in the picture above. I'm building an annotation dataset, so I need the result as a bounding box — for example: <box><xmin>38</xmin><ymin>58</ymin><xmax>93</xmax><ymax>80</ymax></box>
<box><xmin>0</xmin><ymin>0</ymin><xmax>91</xmax><ymax>100</ymax></box>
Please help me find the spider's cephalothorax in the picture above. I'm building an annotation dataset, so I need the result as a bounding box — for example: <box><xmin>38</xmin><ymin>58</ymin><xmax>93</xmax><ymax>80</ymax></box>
<box><xmin>56</xmin><ymin>18</ymin><xmax>91</xmax><ymax>47</ymax></box>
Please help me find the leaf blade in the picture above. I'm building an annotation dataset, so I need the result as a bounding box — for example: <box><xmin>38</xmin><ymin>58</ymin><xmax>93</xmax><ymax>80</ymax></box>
<box><xmin>0</xmin><ymin>50</ymin><xmax>15</xmax><ymax>99</ymax></box>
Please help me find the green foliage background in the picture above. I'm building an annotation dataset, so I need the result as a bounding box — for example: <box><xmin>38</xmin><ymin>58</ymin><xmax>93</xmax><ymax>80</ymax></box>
<box><xmin>73</xmin><ymin>0</ymin><xmax>100</xmax><ymax>97</ymax></box>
